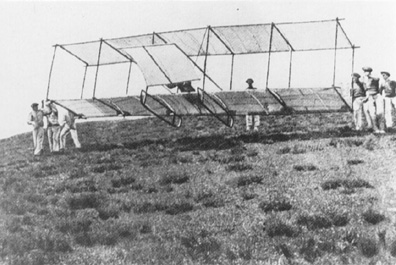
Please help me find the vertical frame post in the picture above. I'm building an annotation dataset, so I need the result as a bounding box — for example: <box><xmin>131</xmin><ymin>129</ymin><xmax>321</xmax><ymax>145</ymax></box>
<box><xmin>202</xmin><ymin>27</ymin><xmax>210</xmax><ymax>90</ymax></box>
<box><xmin>332</xmin><ymin>18</ymin><xmax>339</xmax><ymax>87</ymax></box>
<box><xmin>80</xmin><ymin>65</ymin><xmax>88</xmax><ymax>99</ymax></box>
<box><xmin>229</xmin><ymin>54</ymin><xmax>235</xmax><ymax>90</ymax></box>
<box><xmin>265</xmin><ymin>23</ymin><xmax>274</xmax><ymax>90</ymax></box>
<box><xmin>126</xmin><ymin>61</ymin><xmax>133</xmax><ymax>95</ymax></box>
<box><xmin>288</xmin><ymin>49</ymin><xmax>293</xmax><ymax>89</ymax></box>
<box><xmin>93</xmin><ymin>39</ymin><xmax>103</xmax><ymax>98</ymax></box>
<box><xmin>46</xmin><ymin>45</ymin><xmax>58</xmax><ymax>100</ymax></box>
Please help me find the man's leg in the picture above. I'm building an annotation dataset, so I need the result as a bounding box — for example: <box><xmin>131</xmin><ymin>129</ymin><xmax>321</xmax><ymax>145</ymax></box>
<box><xmin>353</xmin><ymin>98</ymin><xmax>363</xmax><ymax>130</ymax></box>
<box><xmin>32</xmin><ymin>129</ymin><xmax>38</xmax><ymax>150</ymax></box>
<box><xmin>47</xmin><ymin>127</ymin><xmax>53</xmax><ymax>152</ymax></box>
<box><xmin>376</xmin><ymin>95</ymin><xmax>386</xmax><ymax>131</ymax></box>
<box><xmin>384</xmin><ymin>97</ymin><xmax>393</xmax><ymax>128</ymax></box>
<box><xmin>70</xmin><ymin>129</ymin><xmax>81</xmax><ymax>148</ymax></box>
<box><xmin>34</xmin><ymin>127</ymin><xmax>44</xmax><ymax>155</ymax></box>
<box><xmin>363</xmin><ymin>101</ymin><xmax>372</xmax><ymax>129</ymax></box>
<box><xmin>59</xmin><ymin>125</ymin><xmax>70</xmax><ymax>150</ymax></box>
<box><xmin>253</xmin><ymin>115</ymin><xmax>260</xmax><ymax>131</ymax></box>
<box><xmin>246</xmin><ymin>115</ymin><xmax>252</xmax><ymax>131</ymax></box>
<box><xmin>367</xmin><ymin>96</ymin><xmax>379</xmax><ymax>131</ymax></box>
<box><xmin>53</xmin><ymin>126</ymin><xmax>61</xmax><ymax>152</ymax></box>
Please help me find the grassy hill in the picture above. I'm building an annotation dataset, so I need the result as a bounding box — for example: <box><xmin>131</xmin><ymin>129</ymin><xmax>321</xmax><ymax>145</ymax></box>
<box><xmin>1</xmin><ymin>113</ymin><xmax>396</xmax><ymax>264</ymax></box>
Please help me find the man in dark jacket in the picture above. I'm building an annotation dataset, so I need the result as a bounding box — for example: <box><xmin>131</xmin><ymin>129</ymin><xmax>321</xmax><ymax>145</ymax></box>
<box><xmin>351</xmin><ymin>73</ymin><xmax>372</xmax><ymax>130</ymax></box>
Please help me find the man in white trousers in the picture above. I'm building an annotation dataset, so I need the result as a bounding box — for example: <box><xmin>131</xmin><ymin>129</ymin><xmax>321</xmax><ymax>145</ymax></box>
<box><xmin>27</xmin><ymin>103</ymin><xmax>45</xmax><ymax>156</ymax></box>
<box><xmin>379</xmin><ymin>71</ymin><xmax>396</xmax><ymax>129</ymax></box>
<box><xmin>360</xmin><ymin>66</ymin><xmax>385</xmax><ymax>133</ymax></box>
<box><xmin>43</xmin><ymin>101</ymin><xmax>61</xmax><ymax>153</ymax></box>
<box><xmin>59</xmin><ymin>109</ymin><xmax>81</xmax><ymax>151</ymax></box>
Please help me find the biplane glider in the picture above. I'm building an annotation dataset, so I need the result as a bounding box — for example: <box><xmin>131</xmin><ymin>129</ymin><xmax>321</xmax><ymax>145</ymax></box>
<box><xmin>46</xmin><ymin>18</ymin><xmax>357</xmax><ymax>128</ymax></box>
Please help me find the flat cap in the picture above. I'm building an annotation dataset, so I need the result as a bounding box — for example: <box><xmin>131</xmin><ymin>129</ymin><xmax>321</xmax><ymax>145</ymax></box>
<box><xmin>246</xmin><ymin>78</ymin><xmax>254</xmax><ymax>83</ymax></box>
<box><xmin>352</xmin><ymin>73</ymin><xmax>361</xmax><ymax>78</ymax></box>
<box><xmin>31</xmin><ymin>103</ymin><xmax>39</xmax><ymax>107</ymax></box>
<box><xmin>362</xmin><ymin>66</ymin><xmax>373</xmax><ymax>72</ymax></box>
<box><xmin>381</xmin><ymin>71</ymin><xmax>390</xmax><ymax>77</ymax></box>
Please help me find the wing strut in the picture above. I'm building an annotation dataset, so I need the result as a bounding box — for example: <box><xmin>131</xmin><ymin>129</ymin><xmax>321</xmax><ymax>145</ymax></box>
<box><xmin>197</xmin><ymin>87</ymin><xmax>234</xmax><ymax>127</ymax></box>
<box><xmin>140</xmin><ymin>89</ymin><xmax>182</xmax><ymax>127</ymax></box>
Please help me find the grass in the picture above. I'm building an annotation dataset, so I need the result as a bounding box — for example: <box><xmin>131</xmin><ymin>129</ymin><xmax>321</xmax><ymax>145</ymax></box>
<box><xmin>2</xmin><ymin>114</ymin><xmax>396</xmax><ymax>264</ymax></box>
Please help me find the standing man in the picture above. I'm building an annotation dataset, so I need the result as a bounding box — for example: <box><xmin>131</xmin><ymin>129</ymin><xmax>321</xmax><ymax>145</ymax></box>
<box><xmin>351</xmin><ymin>73</ymin><xmax>371</xmax><ymax>130</ymax></box>
<box><xmin>43</xmin><ymin>101</ymin><xmax>61</xmax><ymax>153</ymax></box>
<box><xmin>360</xmin><ymin>67</ymin><xmax>385</xmax><ymax>133</ymax></box>
<box><xmin>245</xmin><ymin>78</ymin><xmax>260</xmax><ymax>131</ymax></box>
<box><xmin>380</xmin><ymin>71</ymin><xmax>396</xmax><ymax>129</ymax></box>
<box><xmin>27</xmin><ymin>103</ymin><xmax>45</xmax><ymax>156</ymax></box>
<box><xmin>59</xmin><ymin>109</ymin><xmax>81</xmax><ymax>151</ymax></box>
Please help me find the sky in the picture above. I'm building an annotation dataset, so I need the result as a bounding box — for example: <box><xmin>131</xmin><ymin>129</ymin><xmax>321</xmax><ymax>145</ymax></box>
<box><xmin>0</xmin><ymin>0</ymin><xmax>395</xmax><ymax>139</ymax></box>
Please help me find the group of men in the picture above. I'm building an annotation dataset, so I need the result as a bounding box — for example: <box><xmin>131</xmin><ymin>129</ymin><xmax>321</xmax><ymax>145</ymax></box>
<box><xmin>27</xmin><ymin>101</ymin><xmax>81</xmax><ymax>156</ymax></box>
<box><xmin>351</xmin><ymin>67</ymin><xmax>396</xmax><ymax>133</ymax></box>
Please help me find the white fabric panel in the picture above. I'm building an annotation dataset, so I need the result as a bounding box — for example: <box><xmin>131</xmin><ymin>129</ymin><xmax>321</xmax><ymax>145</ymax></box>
<box><xmin>145</xmin><ymin>45</ymin><xmax>200</xmax><ymax>84</ymax></box>
<box><xmin>123</xmin><ymin>44</ymin><xmax>200</xmax><ymax>87</ymax></box>
<box><xmin>123</xmin><ymin>47</ymin><xmax>170</xmax><ymax>86</ymax></box>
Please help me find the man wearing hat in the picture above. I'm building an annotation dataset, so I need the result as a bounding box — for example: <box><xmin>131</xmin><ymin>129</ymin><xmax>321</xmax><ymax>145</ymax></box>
<box><xmin>245</xmin><ymin>78</ymin><xmax>260</xmax><ymax>131</ymax></box>
<box><xmin>379</xmin><ymin>71</ymin><xmax>396</xmax><ymax>129</ymax></box>
<box><xmin>59</xmin><ymin>109</ymin><xmax>81</xmax><ymax>151</ymax></box>
<box><xmin>27</xmin><ymin>103</ymin><xmax>45</xmax><ymax>156</ymax></box>
<box><xmin>351</xmin><ymin>73</ymin><xmax>372</xmax><ymax>130</ymax></box>
<box><xmin>361</xmin><ymin>67</ymin><xmax>384</xmax><ymax>133</ymax></box>
<box><xmin>43</xmin><ymin>100</ymin><xmax>61</xmax><ymax>153</ymax></box>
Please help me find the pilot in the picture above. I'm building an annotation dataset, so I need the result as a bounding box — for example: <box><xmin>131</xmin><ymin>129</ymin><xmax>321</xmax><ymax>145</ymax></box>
<box><xmin>245</xmin><ymin>78</ymin><xmax>260</xmax><ymax>131</ymax></box>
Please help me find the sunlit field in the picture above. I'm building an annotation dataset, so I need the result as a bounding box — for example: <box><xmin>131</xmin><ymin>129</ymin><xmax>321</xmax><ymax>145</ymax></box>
<box><xmin>2</xmin><ymin>113</ymin><xmax>396</xmax><ymax>264</ymax></box>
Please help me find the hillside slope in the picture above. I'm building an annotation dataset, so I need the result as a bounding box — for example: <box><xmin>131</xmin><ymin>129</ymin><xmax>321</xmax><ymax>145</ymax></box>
<box><xmin>2</xmin><ymin>113</ymin><xmax>396</xmax><ymax>264</ymax></box>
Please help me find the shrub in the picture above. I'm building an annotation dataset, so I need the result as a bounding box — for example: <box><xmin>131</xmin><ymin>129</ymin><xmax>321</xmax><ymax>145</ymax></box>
<box><xmin>343</xmin><ymin>179</ymin><xmax>373</xmax><ymax>189</ymax></box>
<box><xmin>246</xmin><ymin>150</ymin><xmax>259</xmax><ymax>157</ymax></box>
<box><xmin>180</xmin><ymin>233</ymin><xmax>222</xmax><ymax>262</ymax></box>
<box><xmin>111</xmin><ymin>176</ymin><xmax>135</xmax><ymax>188</ymax></box>
<box><xmin>266</xmin><ymin>219</ymin><xmax>298</xmax><ymax>238</ymax></box>
<box><xmin>363</xmin><ymin>137</ymin><xmax>376</xmax><ymax>151</ymax></box>
<box><xmin>362</xmin><ymin>209</ymin><xmax>385</xmax><ymax>225</ymax></box>
<box><xmin>65</xmin><ymin>192</ymin><xmax>106</xmax><ymax>210</ymax></box>
<box><xmin>66</xmin><ymin>178</ymin><xmax>97</xmax><ymax>193</ymax></box>
<box><xmin>321</xmin><ymin>178</ymin><xmax>373</xmax><ymax>191</ymax></box>
<box><xmin>97</xmin><ymin>204</ymin><xmax>121</xmax><ymax>220</ymax></box>
<box><xmin>293</xmin><ymin>164</ymin><xmax>317</xmax><ymax>171</ymax></box>
<box><xmin>296</xmin><ymin>214</ymin><xmax>332</xmax><ymax>230</ymax></box>
<box><xmin>165</xmin><ymin>202</ymin><xmax>194</xmax><ymax>215</ymax></box>
<box><xmin>215</xmin><ymin>155</ymin><xmax>245</xmax><ymax>164</ymax></box>
<box><xmin>133</xmin><ymin>201</ymin><xmax>168</xmax><ymax>214</ymax></box>
<box><xmin>226</xmin><ymin>163</ymin><xmax>253</xmax><ymax>172</ymax></box>
<box><xmin>277</xmin><ymin>146</ymin><xmax>291</xmax><ymax>155</ymax></box>
<box><xmin>91</xmin><ymin>164</ymin><xmax>122</xmax><ymax>173</ymax></box>
<box><xmin>159</xmin><ymin>172</ymin><xmax>189</xmax><ymax>185</ymax></box>
<box><xmin>321</xmin><ymin>179</ymin><xmax>342</xmax><ymax>190</ymax></box>
<box><xmin>329</xmin><ymin>138</ymin><xmax>364</xmax><ymax>148</ymax></box>
<box><xmin>357</xmin><ymin>237</ymin><xmax>378</xmax><ymax>258</ymax></box>
<box><xmin>299</xmin><ymin>238</ymin><xmax>322</xmax><ymax>263</ymax></box>
<box><xmin>330</xmin><ymin>212</ymin><xmax>349</xmax><ymax>227</ymax></box>
<box><xmin>259</xmin><ymin>199</ymin><xmax>292</xmax><ymax>213</ymax></box>
<box><xmin>347</xmin><ymin>159</ymin><xmax>364</xmax><ymax>165</ymax></box>
<box><xmin>31</xmin><ymin>164</ymin><xmax>58</xmax><ymax>178</ymax></box>
<box><xmin>241</xmin><ymin>190</ymin><xmax>256</xmax><ymax>201</ymax></box>
<box><xmin>69</xmin><ymin>166</ymin><xmax>86</xmax><ymax>179</ymax></box>
<box><xmin>235</xmin><ymin>175</ymin><xmax>263</xmax><ymax>187</ymax></box>
<box><xmin>195</xmin><ymin>192</ymin><xmax>225</xmax><ymax>208</ymax></box>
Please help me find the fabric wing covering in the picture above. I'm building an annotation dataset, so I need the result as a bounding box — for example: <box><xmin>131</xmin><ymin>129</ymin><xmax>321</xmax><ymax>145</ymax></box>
<box><xmin>53</xmin><ymin>99</ymin><xmax>119</xmax><ymax>118</ymax></box>
<box><xmin>122</xmin><ymin>44</ymin><xmax>200</xmax><ymax>87</ymax></box>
